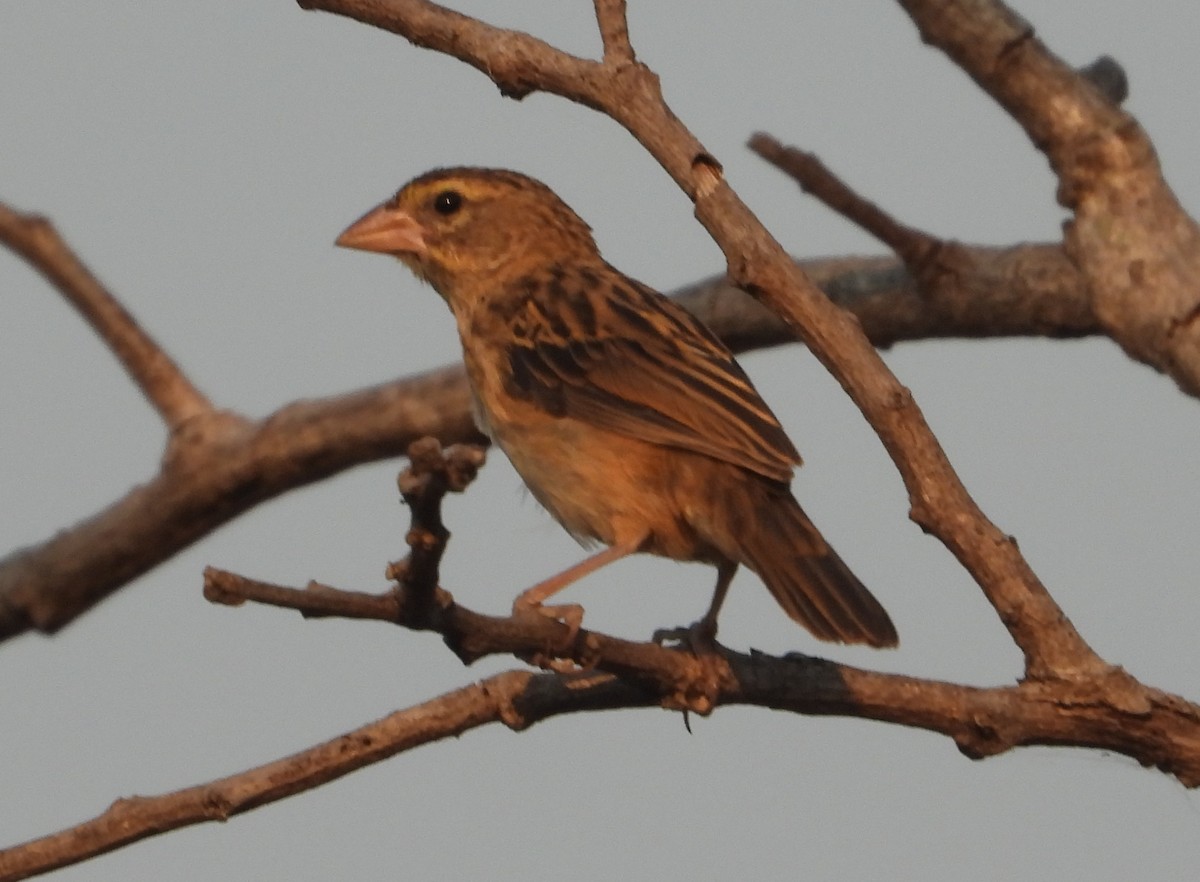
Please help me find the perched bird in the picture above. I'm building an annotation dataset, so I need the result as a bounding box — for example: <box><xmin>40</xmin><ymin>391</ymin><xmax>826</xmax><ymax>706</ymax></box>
<box><xmin>337</xmin><ymin>167</ymin><xmax>897</xmax><ymax>647</ymax></box>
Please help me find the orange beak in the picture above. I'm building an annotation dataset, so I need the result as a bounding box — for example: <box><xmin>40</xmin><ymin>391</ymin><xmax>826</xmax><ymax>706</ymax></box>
<box><xmin>335</xmin><ymin>202</ymin><xmax>427</xmax><ymax>256</ymax></box>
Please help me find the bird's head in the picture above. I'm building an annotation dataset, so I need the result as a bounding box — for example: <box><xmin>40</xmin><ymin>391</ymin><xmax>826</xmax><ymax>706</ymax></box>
<box><xmin>336</xmin><ymin>167</ymin><xmax>598</xmax><ymax>304</ymax></box>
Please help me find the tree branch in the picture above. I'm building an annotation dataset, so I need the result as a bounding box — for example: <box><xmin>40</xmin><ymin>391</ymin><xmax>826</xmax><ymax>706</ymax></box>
<box><xmin>896</xmin><ymin>0</ymin><xmax>1200</xmax><ymax>395</ymax></box>
<box><xmin>744</xmin><ymin>135</ymin><xmax>1098</xmax><ymax>348</ymax></box>
<box><xmin>0</xmin><ymin>201</ymin><xmax>212</xmax><ymax>427</ymax></box>
<box><xmin>203</xmin><ymin>563</ymin><xmax>1200</xmax><ymax>782</ymax></box>
<box><xmin>0</xmin><ymin>668</ymin><xmax>654</xmax><ymax>882</ymax></box>
<box><xmin>6</xmin><ymin>584</ymin><xmax>1195</xmax><ymax>880</ymax></box>
<box><xmin>593</xmin><ymin>0</ymin><xmax>633</xmax><ymax>64</ymax></box>
<box><xmin>0</xmin><ymin>366</ymin><xmax>481</xmax><ymax>640</ymax></box>
<box><xmin>748</xmin><ymin>133</ymin><xmax>938</xmax><ymax>265</ymax></box>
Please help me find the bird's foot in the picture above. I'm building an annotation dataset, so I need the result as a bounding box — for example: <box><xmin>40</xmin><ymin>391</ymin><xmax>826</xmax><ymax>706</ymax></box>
<box><xmin>651</xmin><ymin>618</ymin><xmax>728</xmax><ymax>719</ymax></box>
<box><xmin>651</xmin><ymin>616</ymin><xmax>719</xmax><ymax>655</ymax></box>
<box><xmin>648</xmin><ymin>619</ymin><xmax>720</xmax><ymax>720</ymax></box>
<box><xmin>512</xmin><ymin>597</ymin><xmax>585</xmax><ymax>670</ymax></box>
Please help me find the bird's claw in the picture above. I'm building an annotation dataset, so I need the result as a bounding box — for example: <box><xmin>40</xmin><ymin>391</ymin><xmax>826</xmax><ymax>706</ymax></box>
<box><xmin>652</xmin><ymin>617</ymin><xmax>719</xmax><ymax>655</ymax></box>
<box><xmin>512</xmin><ymin>597</ymin><xmax>584</xmax><ymax>659</ymax></box>
<box><xmin>650</xmin><ymin>618</ymin><xmax>727</xmax><ymax>716</ymax></box>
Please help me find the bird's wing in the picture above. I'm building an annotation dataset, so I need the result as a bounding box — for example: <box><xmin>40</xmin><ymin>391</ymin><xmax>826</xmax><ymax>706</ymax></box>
<box><xmin>503</xmin><ymin>265</ymin><xmax>801</xmax><ymax>483</ymax></box>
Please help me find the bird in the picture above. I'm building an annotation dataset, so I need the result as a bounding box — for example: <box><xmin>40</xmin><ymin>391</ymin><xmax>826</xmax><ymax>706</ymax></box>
<box><xmin>336</xmin><ymin>167</ymin><xmax>897</xmax><ymax>648</ymax></box>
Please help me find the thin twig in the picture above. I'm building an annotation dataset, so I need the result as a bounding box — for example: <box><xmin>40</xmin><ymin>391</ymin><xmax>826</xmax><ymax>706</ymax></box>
<box><xmin>747</xmin><ymin>133</ymin><xmax>937</xmax><ymax>263</ymax></box>
<box><xmin>593</xmin><ymin>0</ymin><xmax>633</xmax><ymax>64</ymax></box>
<box><xmin>389</xmin><ymin>438</ymin><xmax>486</xmax><ymax>625</ymax></box>
<box><xmin>746</xmin><ymin>134</ymin><xmax>1056</xmax><ymax>324</ymax></box>
<box><xmin>0</xmin><ymin>201</ymin><xmax>212</xmax><ymax>428</ymax></box>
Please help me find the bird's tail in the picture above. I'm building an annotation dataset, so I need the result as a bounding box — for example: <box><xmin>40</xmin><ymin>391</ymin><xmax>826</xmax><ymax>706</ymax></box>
<box><xmin>732</xmin><ymin>481</ymin><xmax>898</xmax><ymax>647</ymax></box>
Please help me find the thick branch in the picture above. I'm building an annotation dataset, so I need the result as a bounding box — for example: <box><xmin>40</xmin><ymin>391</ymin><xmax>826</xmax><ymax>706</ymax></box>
<box><xmin>694</xmin><ymin>178</ymin><xmax>1100</xmax><ymax>680</ymax></box>
<box><xmin>206</xmin><ymin>556</ymin><xmax>1200</xmax><ymax>781</ymax></box>
<box><xmin>680</xmin><ymin>247</ymin><xmax>1095</xmax><ymax>354</ymax></box>
<box><xmin>896</xmin><ymin>0</ymin><xmax>1200</xmax><ymax>395</ymax></box>
<box><xmin>296</xmin><ymin>0</ymin><xmax>608</xmax><ymax>105</ymax></box>
<box><xmin>0</xmin><ymin>202</ymin><xmax>212</xmax><ymax>427</ymax></box>
<box><xmin>0</xmin><ymin>367</ymin><xmax>480</xmax><ymax>640</ymax></box>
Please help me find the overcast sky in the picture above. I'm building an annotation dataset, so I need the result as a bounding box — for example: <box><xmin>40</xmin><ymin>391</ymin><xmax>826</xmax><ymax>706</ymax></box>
<box><xmin>4</xmin><ymin>3</ymin><xmax>1200</xmax><ymax>879</ymax></box>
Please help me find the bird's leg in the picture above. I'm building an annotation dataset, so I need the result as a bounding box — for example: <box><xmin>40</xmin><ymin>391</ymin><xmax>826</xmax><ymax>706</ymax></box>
<box><xmin>653</xmin><ymin>560</ymin><xmax>738</xmax><ymax>653</ymax></box>
<box><xmin>696</xmin><ymin>560</ymin><xmax>737</xmax><ymax>644</ymax></box>
<box><xmin>513</xmin><ymin>539</ymin><xmax>641</xmax><ymax>650</ymax></box>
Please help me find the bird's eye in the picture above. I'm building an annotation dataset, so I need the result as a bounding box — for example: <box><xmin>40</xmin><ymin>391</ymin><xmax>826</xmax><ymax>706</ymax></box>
<box><xmin>433</xmin><ymin>190</ymin><xmax>463</xmax><ymax>215</ymax></box>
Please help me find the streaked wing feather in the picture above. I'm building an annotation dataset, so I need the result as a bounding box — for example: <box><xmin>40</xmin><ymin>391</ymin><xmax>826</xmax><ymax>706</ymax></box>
<box><xmin>505</xmin><ymin>267</ymin><xmax>800</xmax><ymax>482</ymax></box>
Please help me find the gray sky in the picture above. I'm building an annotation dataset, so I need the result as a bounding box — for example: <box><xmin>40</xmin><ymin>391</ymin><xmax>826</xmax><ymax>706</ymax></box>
<box><xmin>4</xmin><ymin>2</ymin><xmax>1200</xmax><ymax>879</ymax></box>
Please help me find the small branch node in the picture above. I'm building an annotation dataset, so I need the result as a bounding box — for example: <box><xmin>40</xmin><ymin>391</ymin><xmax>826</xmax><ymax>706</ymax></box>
<box><xmin>1078</xmin><ymin>55</ymin><xmax>1129</xmax><ymax>104</ymax></box>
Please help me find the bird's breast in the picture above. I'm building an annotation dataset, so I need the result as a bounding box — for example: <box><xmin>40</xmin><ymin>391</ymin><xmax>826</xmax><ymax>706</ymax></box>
<box><xmin>452</xmin><ymin>306</ymin><xmax>719</xmax><ymax>561</ymax></box>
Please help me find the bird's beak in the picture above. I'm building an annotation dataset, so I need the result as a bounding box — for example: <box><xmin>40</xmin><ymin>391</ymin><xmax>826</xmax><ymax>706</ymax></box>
<box><xmin>335</xmin><ymin>202</ymin><xmax>427</xmax><ymax>256</ymax></box>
